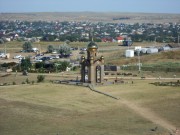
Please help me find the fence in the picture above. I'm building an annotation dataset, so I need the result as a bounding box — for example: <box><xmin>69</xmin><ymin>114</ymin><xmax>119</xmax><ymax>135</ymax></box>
<box><xmin>122</xmin><ymin>63</ymin><xmax>180</xmax><ymax>72</ymax></box>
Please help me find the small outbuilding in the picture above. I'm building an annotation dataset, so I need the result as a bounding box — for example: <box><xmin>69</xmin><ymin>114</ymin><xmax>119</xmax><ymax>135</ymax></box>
<box><xmin>125</xmin><ymin>50</ymin><xmax>134</xmax><ymax>57</ymax></box>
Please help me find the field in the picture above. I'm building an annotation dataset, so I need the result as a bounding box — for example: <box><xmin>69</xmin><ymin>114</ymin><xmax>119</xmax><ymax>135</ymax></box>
<box><xmin>0</xmin><ymin>12</ymin><xmax>180</xmax><ymax>23</ymax></box>
<box><xmin>0</xmin><ymin>79</ymin><xmax>180</xmax><ymax>135</ymax></box>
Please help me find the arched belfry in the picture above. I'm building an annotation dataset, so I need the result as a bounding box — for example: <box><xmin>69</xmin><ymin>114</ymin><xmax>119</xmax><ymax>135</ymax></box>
<box><xmin>80</xmin><ymin>40</ymin><xmax>104</xmax><ymax>84</ymax></box>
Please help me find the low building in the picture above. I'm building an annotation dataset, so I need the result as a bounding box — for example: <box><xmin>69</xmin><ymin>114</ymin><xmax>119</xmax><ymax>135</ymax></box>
<box><xmin>101</xmin><ymin>37</ymin><xmax>113</xmax><ymax>42</ymax></box>
<box><xmin>165</xmin><ymin>44</ymin><xmax>180</xmax><ymax>48</ymax></box>
<box><xmin>116</xmin><ymin>36</ymin><xmax>124</xmax><ymax>43</ymax></box>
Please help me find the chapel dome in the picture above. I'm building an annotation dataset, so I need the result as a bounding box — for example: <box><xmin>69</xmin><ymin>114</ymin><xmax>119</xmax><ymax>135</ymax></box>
<box><xmin>87</xmin><ymin>41</ymin><xmax>98</xmax><ymax>50</ymax></box>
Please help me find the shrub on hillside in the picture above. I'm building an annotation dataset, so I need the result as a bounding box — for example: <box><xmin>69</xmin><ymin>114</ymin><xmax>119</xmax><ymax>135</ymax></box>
<box><xmin>37</xmin><ymin>75</ymin><xmax>45</xmax><ymax>83</ymax></box>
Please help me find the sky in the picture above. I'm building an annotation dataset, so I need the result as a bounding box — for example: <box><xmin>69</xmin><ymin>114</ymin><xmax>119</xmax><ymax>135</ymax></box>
<box><xmin>0</xmin><ymin>0</ymin><xmax>180</xmax><ymax>14</ymax></box>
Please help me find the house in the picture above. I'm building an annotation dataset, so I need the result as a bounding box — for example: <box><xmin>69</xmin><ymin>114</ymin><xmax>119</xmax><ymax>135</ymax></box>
<box><xmin>116</xmin><ymin>36</ymin><xmax>124</xmax><ymax>43</ymax></box>
<box><xmin>15</xmin><ymin>34</ymin><xmax>19</xmax><ymax>38</ymax></box>
<box><xmin>101</xmin><ymin>37</ymin><xmax>113</xmax><ymax>42</ymax></box>
<box><xmin>4</xmin><ymin>37</ymin><xmax>11</xmax><ymax>42</ymax></box>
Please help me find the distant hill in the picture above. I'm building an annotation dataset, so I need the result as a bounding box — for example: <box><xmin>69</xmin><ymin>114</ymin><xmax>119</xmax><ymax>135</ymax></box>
<box><xmin>0</xmin><ymin>12</ymin><xmax>180</xmax><ymax>23</ymax></box>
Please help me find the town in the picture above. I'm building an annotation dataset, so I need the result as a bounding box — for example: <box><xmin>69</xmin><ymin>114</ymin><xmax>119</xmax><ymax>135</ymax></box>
<box><xmin>0</xmin><ymin>20</ymin><xmax>180</xmax><ymax>43</ymax></box>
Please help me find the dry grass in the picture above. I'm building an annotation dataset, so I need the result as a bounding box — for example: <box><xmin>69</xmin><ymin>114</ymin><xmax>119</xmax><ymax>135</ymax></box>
<box><xmin>1</xmin><ymin>41</ymin><xmax>179</xmax><ymax>65</ymax></box>
<box><xmin>105</xmin><ymin>49</ymin><xmax>180</xmax><ymax>66</ymax></box>
<box><xmin>98</xmin><ymin>80</ymin><xmax>180</xmax><ymax>128</ymax></box>
<box><xmin>1</xmin><ymin>80</ymin><xmax>178</xmax><ymax>135</ymax></box>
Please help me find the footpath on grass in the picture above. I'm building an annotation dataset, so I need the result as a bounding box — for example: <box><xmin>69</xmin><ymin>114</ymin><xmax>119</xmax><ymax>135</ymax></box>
<box><xmin>118</xmin><ymin>99</ymin><xmax>178</xmax><ymax>134</ymax></box>
<box><xmin>88</xmin><ymin>84</ymin><xmax>178</xmax><ymax>134</ymax></box>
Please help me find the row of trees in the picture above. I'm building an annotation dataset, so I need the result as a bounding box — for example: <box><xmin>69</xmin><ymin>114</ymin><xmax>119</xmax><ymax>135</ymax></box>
<box><xmin>20</xmin><ymin>58</ymin><xmax>71</xmax><ymax>73</ymax></box>
<box><xmin>34</xmin><ymin>61</ymin><xmax>71</xmax><ymax>73</ymax></box>
<box><xmin>131</xmin><ymin>34</ymin><xmax>177</xmax><ymax>42</ymax></box>
<box><xmin>47</xmin><ymin>44</ymin><xmax>71</xmax><ymax>55</ymax></box>
<box><xmin>41</xmin><ymin>34</ymin><xmax>102</xmax><ymax>42</ymax></box>
<box><xmin>22</xmin><ymin>41</ymin><xmax>71</xmax><ymax>56</ymax></box>
<box><xmin>0</xmin><ymin>58</ymin><xmax>71</xmax><ymax>73</ymax></box>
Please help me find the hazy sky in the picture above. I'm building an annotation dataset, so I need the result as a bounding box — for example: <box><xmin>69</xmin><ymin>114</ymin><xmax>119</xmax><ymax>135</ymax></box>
<box><xmin>0</xmin><ymin>0</ymin><xmax>180</xmax><ymax>13</ymax></box>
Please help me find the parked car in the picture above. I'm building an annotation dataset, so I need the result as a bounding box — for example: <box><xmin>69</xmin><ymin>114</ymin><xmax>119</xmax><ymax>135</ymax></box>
<box><xmin>51</xmin><ymin>55</ymin><xmax>59</xmax><ymax>59</ymax></box>
<box><xmin>19</xmin><ymin>56</ymin><xmax>25</xmax><ymax>60</ymax></box>
<box><xmin>36</xmin><ymin>53</ymin><xmax>44</xmax><ymax>57</ymax></box>
<box><xmin>13</xmin><ymin>55</ymin><xmax>22</xmax><ymax>59</ymax></box>
<box><xmin>40</xmin><ymin>56</ymin><xmax>52</xmax><ymax>61</ymax></box>
<box><xmin>0</xmin><ymin>53</ymin><xmax>6</xmax><ymax>58</ymax></box>
<box><xmin>52</xmin><ymin>51</ymin><xmax>57</xmax><ymax>54</ymax></box>
<box><xmin>80</xmin><ymin>48</ymin><xmax>87</xmax><ymax>51</ymax></box>
<box><xmin>34</xmin><ymin>59</ymin><xmax>43</xmax><ymax>62</ymax></box>
<box><xmin>34</xmin><ymin>54</ymin><xmax>44</xmax><ymax>59</ymax></box>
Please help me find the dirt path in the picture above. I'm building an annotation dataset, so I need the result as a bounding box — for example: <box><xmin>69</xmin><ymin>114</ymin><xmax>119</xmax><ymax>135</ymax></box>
<box><xmin>118</xmin><ymin>99</ymin><xmax>177</xmax><ymax>133</ymax></box>
<box><xmin>89</xmin><ymin>84</ymin><xmax>178</xmax><ymax>133</ymax></box>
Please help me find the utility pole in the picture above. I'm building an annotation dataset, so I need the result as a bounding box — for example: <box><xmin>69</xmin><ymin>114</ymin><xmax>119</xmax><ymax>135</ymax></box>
<box><xmin>4</xmin><ymin>43</ymin><xmax>7</xmax><ymax>54</ymax></box>
<box><xmin>136</xmin><ymin>50</ymin><xmax>141</xmax><ymax>74</ymax></box>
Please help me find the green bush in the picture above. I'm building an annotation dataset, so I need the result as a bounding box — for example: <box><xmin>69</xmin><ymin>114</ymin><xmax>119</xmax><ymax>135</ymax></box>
<box><xmin>72</xmin><ymin>66</ymin><xmax>79</xmax><ymax>71</ymax></box>
<box><xmin>37</xmin><ymin>75</ymin><xmax>45</xmax><ymax>83</ymax></box>
<box><xmin>22</xmin><ymin>82</ymin><xmax>25</xmax><ymax>84</ymax></box>
<box><xmin>3</xmin><ymin>83</ymin><xmax>7</xmax><ymax>86</ymax></box>
<box><xmin>12</xmin><ymin>82</ymin><xmax>16</xmax><ymax>85</ymax></box>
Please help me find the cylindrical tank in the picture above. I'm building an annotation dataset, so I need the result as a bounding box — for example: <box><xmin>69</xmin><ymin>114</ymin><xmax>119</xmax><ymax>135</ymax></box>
<box><xmin>141</xmin><ymin>48</ymin><xmax>148</xmax><ymax>54</ymax></box>
<box><xmin>147</xmin><ymin>48</ymin><xmax>158</xmax><ymax>54</ymax></box>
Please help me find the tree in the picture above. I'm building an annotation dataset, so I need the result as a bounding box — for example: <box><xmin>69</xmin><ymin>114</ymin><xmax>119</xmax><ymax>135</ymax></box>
<box><xmin>21</xmin><ymin>57</ymin><xmax>32</xmax><ymax>71</ymax></box>
<box><xmin>54</xmin><ymin>61</ymin><xmax>70</xmax><ymax>72</ymax></box>
<box><xmin>22</xmin><ymin>42</ymin><xmax>32</xmax><ymax>52</ymax></box>
<box><xmin>47</xmin><ymin>45</ymin><xmax>54</xmax><ymax>53</ymax></box>
<box><xmin>58</xmin><ymin>44</ymin><xmax>71</xmax><ymax>55</ymax></box>
<box><xmin>42</xmin><ymin>35</ymin><xmax>57</xmax><ymax>41</ymax></box>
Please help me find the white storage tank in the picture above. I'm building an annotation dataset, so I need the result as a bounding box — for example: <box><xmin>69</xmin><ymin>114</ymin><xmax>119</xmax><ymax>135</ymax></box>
<box><xmin>135</xmin><ymin>46</ymin><xmax>142</xmax><ymax>51</ymax></box>
<box><xmin>147</xmin><ymin>48</ymin><xmax>158</xmax><ymax>54</ymax></box>
<box><xmin>125</xmin><ymin>50</ymin><xmax>134</xmax><ymax>57</ymax></box>
<box><xmin>162</xmin><ymin>46</ymin><xmax>171</xmax><ymax>51</ymax></box>
<box><xmin>141</xmin><ymin>48</ymin><xmax>148</xmax><ymax>54</ymax></box>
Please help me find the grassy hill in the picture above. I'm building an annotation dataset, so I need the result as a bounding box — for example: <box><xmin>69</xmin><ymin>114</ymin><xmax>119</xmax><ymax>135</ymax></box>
<box><xmin>0</xmin><ymin>81</ymin><xmax>179</xmax><ymax>135</ymax></box>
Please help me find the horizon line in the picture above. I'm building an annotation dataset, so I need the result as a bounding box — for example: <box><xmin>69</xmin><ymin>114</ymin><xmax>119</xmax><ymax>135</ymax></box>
<box><xmin>1</xmin><ymin>11</ymin><xmax>180</xmax><ymax>15</ymax></box>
